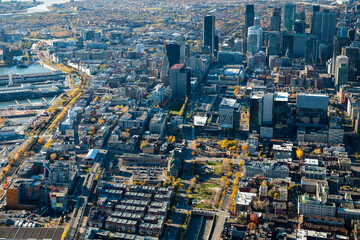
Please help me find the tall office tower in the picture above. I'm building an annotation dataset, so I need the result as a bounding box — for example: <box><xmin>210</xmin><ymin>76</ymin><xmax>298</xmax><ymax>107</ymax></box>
<box><xmin>348</xmin><ymin>28</ymin><xmax>355</xmax><ymax>41</ymax></box>
<box><xmin>314</xmin><ymin>9</ymin><xmax>337</xmax><ymax>44</ymax></box>
<box><xmin>273</xmin><ymin>92</ymin><xmax>291</xmax><ymax>139</ymax></box>
<box><xmin>234</xmin><ymin>38</ymin><xmax>244</xmax><ymax>53</ymax></box>
<box><xmin>311</xmin><ymin>5</ymin><xmax>320</xmax><ymax>34</ymax></box>
<box><xmin>266</xmin><ymin>32</ymin><xmax>281</xmax><ymax>56</ymax></box>
<box><xmin>293</xmin><ymin>34</ymin><xmax>306</xmax><ymax>58</ymax></box>
<box><xmin>332</xmin><ymin>36</ymin><xmax>350</xmax><ymax>74</ymax></box>
<box><xmin>160</xmin><ymin>55</ymin><xmax>169</xmax><ymax>80</ymax></box>
<box><xmin>255</xmin><ymin>17</ymin><xmax>261</xmax><ymax>27</ymax></box>
<box><xmin>342</xmin><ymin>46</ymin><xmax>359</xmax><ymax>82</ymax></box>
<box><xmin>334</xmin><ymin>55</ymin><xmax>349</xmax><ymax>88</ymax></box>
<box><xmin>245</xmin><ymin>5</ymin><xmax>255</xmax><ymax>37</ymax></box>
<box><xmin>337</xmin><ymin>21</ymin><xmax>348</xmax><ymax>38</ymax></box>
<box><xmin>283</xmin><ymin>2</ymin><xmax>296</xmax><ymax>31</ymax></box>
<box><xmin>282</xmin><ymin>33</ymin><xmax>294</xmax><ymax>56</ymax></box>
<box><xmin>296</xmin><ymin>93</ymin><xmax>329</xmax><ymax>129</ymax></box>
<box><xmin>270</xmin><ymin>7</ymin><xmax>281</xmax><ymax>31</ymax></box>
<box><xmin>0</xmin><ymin>29</ymin><xmax>4</xmax><ymax>42</ymax></box>
<box><xmin>247</xmin><ymin>26</ymin><xmax>262</xmax><ymax>54</ymax></box>
<box><xmin>305</xmin><ymin>36</ymin><xmax>319</xmax><ymax>65</ymax></box>
<box><xmin>294</xmin><ymin>20</ymin><xmax>306</xmax><ymax>34</ymax></box>
<box><xmin>298</xmin><ymin>11</ymin><xmax>306</xmax><ymax>21</ymax></box>
<box><xmin>203</xmin><ymin>16</ymin><xmax>215</xmax><ymax>54</ymax></box>
<box><xmin>165</xmin><ymin>41</ymin><xmax>181</xmax><ymax>68</ymax></box>
<box><xmin>249</xmin><ymin>93</ymin><xmax>264</xmax><ymax>133</ymax></box>
<box><xmin>249</xmin><ymin>92</ymin><xmax>291</xmax><ymax>138</ymax></box>
<box><xmin>169</xmin><ymin>64</ymin><xmax>191</xmax><ymax>99</ymax></box>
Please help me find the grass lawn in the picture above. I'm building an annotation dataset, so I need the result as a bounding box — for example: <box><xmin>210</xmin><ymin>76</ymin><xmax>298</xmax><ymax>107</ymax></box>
<box><xmin>206</xmin><ymin>161</ymin><xmax>221</xmax><ymax>166</ymax></box>
<box><xmin>169</xmin><ymin>100</ymin><xmax>185</xmax><ymax>115</ymax></box>
<box><xmin>194</xmin><ymin>202</ymin><xmax>212</xmax><ymax>209</ymax></box>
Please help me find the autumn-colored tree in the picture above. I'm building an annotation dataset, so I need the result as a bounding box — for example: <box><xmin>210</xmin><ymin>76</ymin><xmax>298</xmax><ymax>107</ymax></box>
<box><xmin>241</xmin><ymin>145</ymin><xmax>248</xmax><ymax>152</ymax></box>
<box><xmin>313</xmin><ymin>148</ymin><xmax>321</xmax><ymax>155</ymax></box>
<box><xmin>50</xmin><ymin>153</ymin><xmax>57</xmax><ymax>162</ymax></box>
<box><xmin>296</xmin><ymin>148</ymin><xmax>303</xmax><ymax>159</ymax></box>
<box><xmin>37</xmin><ymin>138</ymin><xmax>44</xmax><ymax>144</ymax></box>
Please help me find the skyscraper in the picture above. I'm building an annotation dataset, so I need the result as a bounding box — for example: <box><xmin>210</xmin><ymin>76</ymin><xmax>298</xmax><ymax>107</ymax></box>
<box><xmin>337</xmin><ymin>21</ymin><xmax>348</xmax><ymax>38</ymax></box>
<box><xmin>270</xmin><ymin>7</ymin><xmax>281</xmax><ymax>31</ymax></box>
<box><xmin>247</xmin><ymin>26</ymin><xmax>262</xmax><ymax>54</ymax></box>
<box><xmin>314</xmin><ymin>9</ymin><xmax>337</xmax><ymax>44</ymax></box>
<box><xmin>311</xmin><ymin>5</ymin><xmax>320</xmax><ymax>34</ymax></box>
<box><xmin>169</xmin><ymin>64</ymin><xmax>191</xmax><ymax>99</ymax></box>
<box><xmin>266</xmin><ymin>32</ymin><xmax>281</xmax><ymax>56</ymax></box>
<box><xmin>283</xmin><ymin>2</ymin><xmax>296</xmax><ymax>31</ymax></box>
<box><xmin>294</xmin><ymin>20</ymin><xmax>306</xmax><ymax>34</ymax></box>
<box><xmin>165</xmin><ymin>41</ymin><xmax>180</xmax><ymax>68</ymax></box>
<box><xmin>203</xmin><ymin>16</ymin><xmax>215</xmax><ymax>54</ymax></box>
<box><xmin>335</xmin><ymin>55</ymin><xmax>349</xmax><ymax>88</ymax></box>
<box><xmin>332</xmin><ymin>36</ymin><xmax>350</xmax><ymax>74</ymax></box>
<box><xmin>305</xmin><ymin>36</ymin><xmax>319</xmax><ymax>65</ymax></box>
<box><xmin>342</xmin><ymin>46</ymin><xmax>359</xmax><ymax>82</ymax></box>
<box><xmin>245</xmin><ymin>5</ymin><xmax>255</xmax><ymax>37</ymax></box>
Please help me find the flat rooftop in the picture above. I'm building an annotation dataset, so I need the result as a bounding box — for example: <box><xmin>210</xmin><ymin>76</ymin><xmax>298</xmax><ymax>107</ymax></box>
<box><xmin>0</xmin><ymin>227</ymin><xmax>64</xmax><ymax>240</ymax></box>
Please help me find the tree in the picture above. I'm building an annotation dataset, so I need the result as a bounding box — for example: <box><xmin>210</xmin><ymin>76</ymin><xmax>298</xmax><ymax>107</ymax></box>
<box><xmin>248</xmin><ymin>222</ymin><xmax>257</xmax><ymax>230</ymax></box>
<box><xmin>296</xmin><ymin>148</ymin><xmax>303</xmax><ymax>160</ymax></box>
<box><xmin>120</xmin><ymin>131</ymin><xmax>130</xmax><ymax>141</ymax></box>
<box><xmin>50</xmin><ymin>153</ymin><xmax>57</xmax><ymax>162</ymax></box>
<box><xmin>37</xmin><ymin>138</ymin><xmax>44</xmax><ymax>144</ymax></box>
<box><xmin>268</xmin><ymin>189</ymin><xmax>275</xmax><ymax>198</ymax></box>
<box><xmin>313</xmin><ymin>148</ymin><xmax>321</xmax><ymax>155</ymax></box>
<box><xmin>241</xmin><ymin>145</ymin><xmax>248</xmax><ymax>152</ymax></box>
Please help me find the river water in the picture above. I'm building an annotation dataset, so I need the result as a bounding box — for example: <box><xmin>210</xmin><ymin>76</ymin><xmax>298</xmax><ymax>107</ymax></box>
<box><xmin>2</xmin><ymin>0</ymin><xmax>72</xmax><ymax>13</ymax></box>
<box><xmin>0</xmin><ymin>64</ymin><xmax>50</xmax><ymax>75</ymax></box>
<box><xmin>0</xmin><ymin>64</ymin><xmax>53</xmax><ymax>109</ymax></box>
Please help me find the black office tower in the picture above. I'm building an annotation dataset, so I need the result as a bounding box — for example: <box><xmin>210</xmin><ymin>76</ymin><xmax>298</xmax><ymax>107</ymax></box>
<box><xmin>203</xmin><ymin>16</ymin><xmax>215</xmax><ymax>54</ymax></box>
<box><xmin>270</xmin><ymin>7</ymin><xmax>281</xmax><ymax>31</ymax></box>
<box><xmin>311</xmin><ymin>5</ymin><xmax>320</xmax><ymax>34</ymax></box>
<box><xmin>342</xmin><ymin>46</ymin><xmax>359</xmax><ymax>82</ymax></box>
<box><xmin>245</xmin><ymin>5</ymin><xmax>255</xmax><ymax>37</ymax></box>
<box><xmin>165</xmin><ymin>41</ymin><xmax>180</xmax><ymax>68</ymax></box>
<box><xmin>294</xmin><ymin>20</ymin><xmax>306</xmax><ymax>34</ymax></box>
<box><xmin>305</xmin><ymin>36</ymin><xmax>318</xmax><ymax>65</ymax></box>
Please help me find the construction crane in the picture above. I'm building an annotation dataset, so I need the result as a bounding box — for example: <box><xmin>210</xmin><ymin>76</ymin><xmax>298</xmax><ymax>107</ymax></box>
<box><xmin>42</xmin><ymin>162</ymin><xmax>52</xmax><ymax>207</ymax></box>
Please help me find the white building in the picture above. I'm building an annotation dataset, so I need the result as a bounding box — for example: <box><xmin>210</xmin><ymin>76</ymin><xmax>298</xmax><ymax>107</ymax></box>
<box><xmin>219</xmin><ymin>98</ymin><xmax>240</xmax><ymax>130</ymax></box>
<box><xmin>149</xmin><ymin>113</ymin><xmax>167</xmax><ymax>137</ymax></box>
<box><xmin>335</xmin><ymin>55</ymin><xmax>349</xmax><ymax>88</ymax></box>
<box><xmin>247</xmin><ymin>26</ymin><xmax>263</xmax><ymax>54</ymax></box>
<box><xmin>298</xmin><ymin>194</ymin><xmax>336</xmax><ymax>217</ymax></box>
<box><xmin>244</xmin><ymin>160</ymin><xmax>289</xmax><ymax>178</ymax></box>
